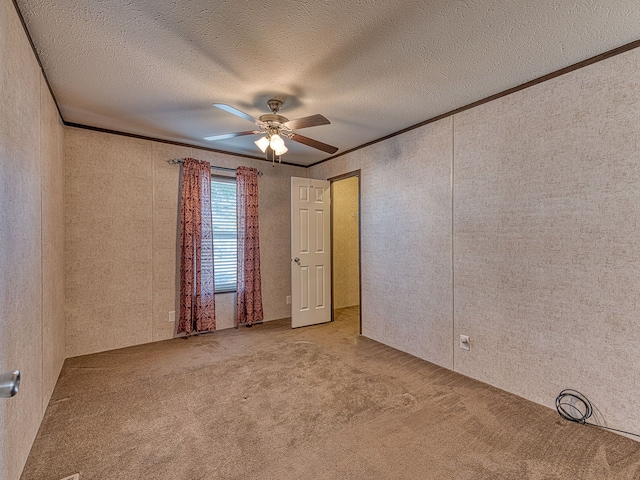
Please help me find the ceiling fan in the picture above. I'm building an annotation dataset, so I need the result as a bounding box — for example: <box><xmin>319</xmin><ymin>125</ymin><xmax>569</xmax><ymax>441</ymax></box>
<box><xmin>204</xmin><ymin>99</ymin><xmax>338</xmax><ymax>164</ymax></box>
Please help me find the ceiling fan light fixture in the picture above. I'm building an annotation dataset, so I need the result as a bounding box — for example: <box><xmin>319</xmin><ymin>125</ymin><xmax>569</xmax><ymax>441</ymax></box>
<box><xmin>207</xmin><ymin>100</ymin><xmax>338</xmax><ymax>162</ymax></box>
<box><xmin>255</xmin><ymin>136</ymin><xmax>270</xmax><ymax>153</ymax></box>
<box><xmin>269</xmin><ymin>134</ymin><xmax>285</xmax><ymax>151</ymax></box>
<box><xmin>274</xmin><ymin>145</ymin><xmax>288</xmax><ymax>156</ymax></box>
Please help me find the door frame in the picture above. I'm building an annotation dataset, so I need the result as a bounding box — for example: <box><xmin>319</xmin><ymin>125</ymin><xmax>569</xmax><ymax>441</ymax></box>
<box><xmin>328</xmin><ymin>170</ymin><xmax>362</xmax><ymax>334</ymax></box>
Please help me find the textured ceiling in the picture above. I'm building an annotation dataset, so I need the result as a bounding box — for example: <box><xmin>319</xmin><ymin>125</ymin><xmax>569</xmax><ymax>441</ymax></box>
<box><xmin>16</xmin><ymin>0</ymin><xmax>640</xmax><ymax>166</ymax></box>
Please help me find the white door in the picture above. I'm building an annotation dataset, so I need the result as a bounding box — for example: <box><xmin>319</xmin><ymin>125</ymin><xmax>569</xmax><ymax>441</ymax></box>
<box><xmin>291</xmin><ymin>177</ymin><xmax>331</xmax><ymax>328</ymax></box>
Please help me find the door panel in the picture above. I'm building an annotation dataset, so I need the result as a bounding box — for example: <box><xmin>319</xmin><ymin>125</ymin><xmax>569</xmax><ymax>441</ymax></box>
<box><xmin>300</xmin><ymin>266</ymin><xmax>309</xmax><ymax>310</ymax></box>
<box><xmin>299</xmin><ymin>209</ymin><xmax>309</xmax><ymax>252</ymax></box>
<box><xmin>291</xmin><ymin>177</ymin><xmax>331</xmax><ymax>328</ymax></box>
<box><xmin>315</xmin><ymin>266</ymin><xmax>325</xmax><ymax>308</ymax></box>
<box><xmin>315</xmin><ymin>210</ymin><xmax>325</xmax><ymax>251</ymax></box>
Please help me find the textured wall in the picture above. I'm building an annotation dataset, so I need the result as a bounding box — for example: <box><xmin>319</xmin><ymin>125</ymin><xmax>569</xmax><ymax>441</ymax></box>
<box><xmin>0</xmin><ymin>0</ymin><xmax>65</xmax><ymax>478</ymax></box>
<box><xmin>332</xmin><ymin>176</ymin><xmax>360</xmax><ymax>309</ymax></box>
<box><xmin>453</xmin><ymin>47</ymin><xmax>640</xmax><ymax>434</ymax></box>
<box><xmin>40</xmin><ymin>75</ymin><xmax>66</xmax><ymax>412</ymax></box>
<box><xmin>65</xmin><ymin>127</ymin><xmax>306</xmax><ymax>357</ymax></box>
<box><xmin>310</xmin><ymin>119</ymin><xmax>454</xmax><ymax>369</ymax></box>
<box><xmin>65</xmin><ymin>130</ymin><xmax>154</xmax><ymax>356</ymax></box>
<box><xmin>311</xmin><ymin>46</ymin><xmax>640</xmax><ymax>438</ymax></box>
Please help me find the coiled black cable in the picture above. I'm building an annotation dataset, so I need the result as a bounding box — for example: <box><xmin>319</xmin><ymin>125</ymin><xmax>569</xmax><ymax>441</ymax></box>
<box><xmin>556</xmin><ymin>389</ymin><xmax>640</xmax><ymax>438</ymax></box>
<box><xmin>556</xmin><ymin>389</ymin><xmax>593</xmax><ymax>424</ymax></box>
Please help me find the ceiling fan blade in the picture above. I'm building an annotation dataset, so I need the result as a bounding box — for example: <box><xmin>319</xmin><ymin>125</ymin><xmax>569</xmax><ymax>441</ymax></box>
<box><xmin>204</xmin><ymin>130</ymin><xmax>258</xmax><ymax>141</ymax></box>
<box><xmin>283</xmin><ymin>114</ymin><xmax>330</xmax><ymax>130</ymax></box>
<box><xmin>289</xmin><ymin>133</ymin><xmax>339</xmax><ymax>154</ymax></box>
<box><xmin>213</xmin><ymin>104</ymin><xmax>259</xmax><ymax>123</ymax></box>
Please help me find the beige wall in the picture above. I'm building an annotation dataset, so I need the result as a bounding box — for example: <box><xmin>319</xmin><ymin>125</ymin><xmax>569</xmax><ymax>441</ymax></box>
<box><xmin>65</xmin><ymin>127</ymin><xmax>306</xmax><ymax>357</ymax></box>
<box><xmin>453</xmin><ymin>47</ymin><xmax>640</xmax><ymax>434</ymax></box>
<box><xmin>332</xmin><ymin>176</ymin><xmax>360</xmax><ymax>309</ymax></box>
<box><xmin>310</xmin><ymin>118</ymin><xmax>455</xmax><ymax>368</ymax></box>
<box><xmin>0</xmin><ymin>0</ymin><xmax>66</xmax><ymax>478</ymax></box>
<box><xmin>41</xmin><ymin>72</ymin><xmax>66</xmax><ymax>412</ymax></box>
<box><xmin>310</xmin><ymin>47</ymin><xmax>640</xmax><ymax>437</ymax></box>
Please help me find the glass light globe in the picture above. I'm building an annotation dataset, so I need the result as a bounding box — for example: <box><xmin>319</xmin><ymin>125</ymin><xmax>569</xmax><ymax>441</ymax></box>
<box><xmin>269</xmin><ymin>134</ymin><xmax>285</xmax><ymax>151</ymax></box>
<box><xmin>254</xmin><ymin>136</ymin><xmax>269</xmax><ymax>153</ymax></box>
<box><xmin>274</xmin><ymin>145</ymin><xmax>288</xmax><ymax>156</ymax></box>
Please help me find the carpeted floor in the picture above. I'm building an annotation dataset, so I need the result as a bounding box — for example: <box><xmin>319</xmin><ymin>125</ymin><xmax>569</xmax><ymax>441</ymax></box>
<box><xmin>21</xmin><ymin>307</ymin><xmax>640</xmax><ymax>479</ymax></box>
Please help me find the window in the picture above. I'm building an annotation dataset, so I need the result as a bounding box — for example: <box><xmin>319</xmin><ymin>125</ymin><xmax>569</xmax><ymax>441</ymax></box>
<box><xmin>211</xmin><ymin>176</ymin><xmax>237</xmax><ymax>292</ymax></box>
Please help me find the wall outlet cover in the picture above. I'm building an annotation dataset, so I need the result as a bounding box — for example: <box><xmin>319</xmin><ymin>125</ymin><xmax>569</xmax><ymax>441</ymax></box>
<box><xmin>286</xmin><ymin>296</ymin><xmax>292</xmax><ymax>305</ymax></box>
<box><xmin>169</xmin><ymin>311</ymin><xmax>176</xmax><ymax>323</ymax></box>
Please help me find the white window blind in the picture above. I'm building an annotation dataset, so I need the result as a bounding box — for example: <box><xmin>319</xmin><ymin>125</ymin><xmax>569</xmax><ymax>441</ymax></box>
<box><xmin>211</xmin><ymin>176</ymin><xmax>237</xmax><ymax>292</ymax></box>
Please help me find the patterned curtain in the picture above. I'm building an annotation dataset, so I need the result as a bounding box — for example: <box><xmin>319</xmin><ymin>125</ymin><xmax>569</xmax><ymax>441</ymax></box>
<box><xmin>236</xmin><ymin>166</ymin><xmax>264</xmax><ymax>326</ymax></box>
<box><xmin>178</xmin><ymin>158</ymin><xmax>216</xmax><ymax>335</ymax></box>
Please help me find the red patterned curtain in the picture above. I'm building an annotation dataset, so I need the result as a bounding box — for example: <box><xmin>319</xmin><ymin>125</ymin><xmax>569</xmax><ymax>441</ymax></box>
<box><xmin>178</xmin><ymin>158</ymin><xmax>216</xmax><ymax>335</ymax></box>
<box><xmin>236</xmin><ymin>166</ymin><xmax>263</xmax><ymax>326</ymax></box>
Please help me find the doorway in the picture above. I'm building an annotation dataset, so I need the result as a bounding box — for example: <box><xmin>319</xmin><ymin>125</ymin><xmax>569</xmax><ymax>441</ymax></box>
<box><xmin>330</xmin><ymin>171</ymin><xmax>361</xmax><ymax>334</ymax></box>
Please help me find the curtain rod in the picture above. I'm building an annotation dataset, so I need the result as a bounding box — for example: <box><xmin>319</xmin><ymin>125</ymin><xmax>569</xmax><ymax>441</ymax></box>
<box><xmin>167</xmin><ymin>158</ymin><xmax>263</xmax><ymax>176</ymax></box>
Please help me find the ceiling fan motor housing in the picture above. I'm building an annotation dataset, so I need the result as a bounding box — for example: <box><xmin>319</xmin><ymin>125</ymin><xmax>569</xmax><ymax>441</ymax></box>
<box><xmin>267</xmin><ymin>98</ymin><xmax>283</xmax><ymax>113</ymax></box>
<box><xmin>259</xmin><ymin>99</ymin><xmax>288</xmax><ymax>126</ymax></box>
<box><xmin>258</xmin><ymin>113</ymin><xmax>289</xmax><ymax>124</ymax></box>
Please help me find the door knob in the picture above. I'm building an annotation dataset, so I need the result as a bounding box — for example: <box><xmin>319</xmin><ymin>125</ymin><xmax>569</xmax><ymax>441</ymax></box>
<box><xmin>0</xmin><ymin>370</ymin><xmax>20</xmax><ymax>398</ymax></box>
<box><xmin>293</xmin><ymin>257</ymin><xmax>301</xmax><ymax>266</ymax></box>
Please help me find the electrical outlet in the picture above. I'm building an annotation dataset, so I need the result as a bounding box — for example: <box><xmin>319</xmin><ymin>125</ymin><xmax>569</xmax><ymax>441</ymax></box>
<box><xmin>59</xmin><ymin>474</ymin><xmax>80</xmax><ymax>480</ymax></box>
<box><xmin>169</xmin><ymin>311</ymin><xmax>175</xmax><ymax>323</ymax></box>
<box><xmin>286</xmin><ymin>296</ymin><xmax>292</xmax><ymax>305</ymax></box>
<box><xmin>459</xmin><ymin>334</ymin><xmax>470</xmax><ymax>351</ymax></box>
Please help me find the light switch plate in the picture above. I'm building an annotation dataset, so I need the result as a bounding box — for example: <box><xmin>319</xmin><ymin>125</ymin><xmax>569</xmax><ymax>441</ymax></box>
<box><xmin>459</xmin><ymin>335</ymin><xmax>470</xmax><ymax>351</ymax></box>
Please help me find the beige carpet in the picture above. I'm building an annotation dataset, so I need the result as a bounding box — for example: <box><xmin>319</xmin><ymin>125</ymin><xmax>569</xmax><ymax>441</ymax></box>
<box><xmin>21</xmin><ymin>307</ymin><xmax>640</xmax><ymax>479</ymax></box>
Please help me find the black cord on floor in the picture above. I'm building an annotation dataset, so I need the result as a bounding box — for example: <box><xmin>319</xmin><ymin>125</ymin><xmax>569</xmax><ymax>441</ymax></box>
<box><xmin>555</xmin><ymin>389</ymin><xmax>640</xmax><ymax>438</ymax></box>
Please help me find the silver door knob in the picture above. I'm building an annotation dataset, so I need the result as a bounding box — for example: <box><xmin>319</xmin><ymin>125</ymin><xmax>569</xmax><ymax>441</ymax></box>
<box><xmin>0</xmin><ymin>370</ymin><xmax>20</xmax><ymax>398</ymax></box>
<box><xmin>293</xmin><ymin>257</ymin><xmax>301</xmax><ymax>266</ymax></box>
